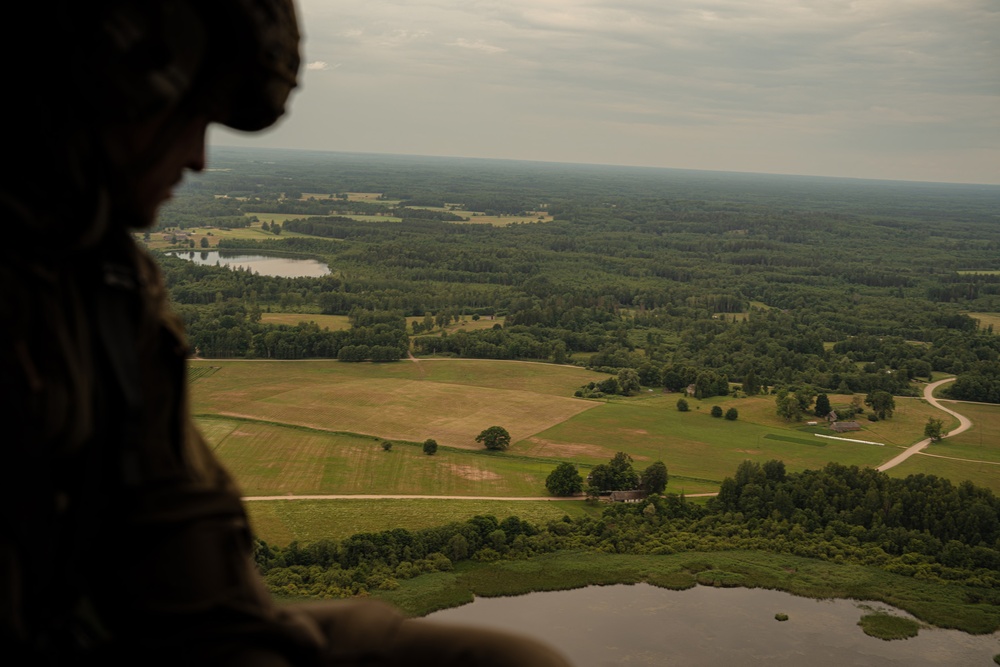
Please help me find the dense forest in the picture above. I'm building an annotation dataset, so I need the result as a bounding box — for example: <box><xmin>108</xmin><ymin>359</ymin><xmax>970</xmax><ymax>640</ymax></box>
<box><xmin>253</xmin><ymin>461</ymin><xmax>1000</xmax><ymax>628</ymax></box>
<box><xmin>156</xmin><ymin>147</ymin><xmax>1000</xmax><ymax>402</ymax></box>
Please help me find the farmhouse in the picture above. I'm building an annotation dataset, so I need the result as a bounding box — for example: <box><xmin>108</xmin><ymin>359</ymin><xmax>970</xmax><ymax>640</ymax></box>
<box><xmin>830</xmin><ymin>421</ymin><xmax>861</xmax><ymax>433</ymax></box>
<box><xmin>608</xmin><ymin>490</ymin><xmax>647</xmax><ymax>503</ymax></box>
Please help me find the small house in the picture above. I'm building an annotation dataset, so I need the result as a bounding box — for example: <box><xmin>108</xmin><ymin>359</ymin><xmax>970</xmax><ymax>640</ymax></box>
<box><xmin>608</xmin><ymin>490</ymin><xmax>647</xmax><ymax>503</ymax></box>
<box><xmin>830</xmin><ymin>421</ymin><xmax>861</xmax><ymax>433</ymax></box>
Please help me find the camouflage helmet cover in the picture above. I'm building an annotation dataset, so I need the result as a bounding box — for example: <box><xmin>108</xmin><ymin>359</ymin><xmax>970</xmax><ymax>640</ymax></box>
<box><xmin>83</xmin><ymin>0</ymin><xmax>301</xmax><ymax>131</ymax></box>
<box><xmin>199</xmin><ymin>0</ymin><xmax>302</xmax><ymax>131</ymax></box>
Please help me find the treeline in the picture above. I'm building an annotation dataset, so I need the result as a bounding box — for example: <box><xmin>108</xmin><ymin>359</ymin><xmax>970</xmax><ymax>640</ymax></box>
<box><xmin>177</xmin><ymin>301</ymin><xmax>408</xmax><ymax>360</ymax></box>
<box><xmin>945</xmin><ymin>361</ymin><xmax>1000</xmax><ymax>403</ymax></box>
<box><xmin>253</xmin><ymin>462</ymin><xmax>1000</xmax><ymax>601</ymax></box>
<box><xmin>157</xmin><ymin>152</ymin><xmax>1000</xmax><ymax>399</ymax></box>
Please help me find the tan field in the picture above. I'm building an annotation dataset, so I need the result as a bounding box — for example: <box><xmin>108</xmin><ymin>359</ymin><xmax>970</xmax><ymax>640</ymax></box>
<box><xmin>191</xmin><ymin>359</ymin><xmax>605</xmax><ymax>450</ymax></box>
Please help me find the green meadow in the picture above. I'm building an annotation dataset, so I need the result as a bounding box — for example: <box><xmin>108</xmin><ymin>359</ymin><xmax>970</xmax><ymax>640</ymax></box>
<box><xmin>244</xmin><ymin>498</ymin><xmax>598</xmax><ymax>545</ymax></box>
<box><xmin>259</xmin><ymin>313</ymin><xmax>352</xmax><ymax>330</ymax></box>
<box><xmin>886</xmin><ymin>400</ymin><xmax>1000</xmax><ymax>492</ymax></box>
<box><xmin>184</xmin><ymin>359</ymin><xmax>985</xmax><ymax>544</ymax></box>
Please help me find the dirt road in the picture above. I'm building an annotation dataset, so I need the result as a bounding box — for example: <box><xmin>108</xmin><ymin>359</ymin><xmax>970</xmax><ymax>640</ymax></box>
<box><xmin>876</xmin><ymin>377</ymin><xmax>971</xmax><ymax>471</ymax></box>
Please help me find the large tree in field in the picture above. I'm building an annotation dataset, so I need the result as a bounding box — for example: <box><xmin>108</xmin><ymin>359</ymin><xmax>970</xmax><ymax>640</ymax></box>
<box><xmin>616</xmin><ymin>368</ymin><xmax>641</xmax><ymax>396</ymax></box>
<box><xmin>865</xmin><ymin>390</ymin><xmax>896</xmax><ymax>419</ymax></box>
<box><xmin>640</xmin><ymin>461</ymin><xmax>668</xmax><ymax>494</ymax></box>
<box><xmin>545</xmin><ymin>462</ymin><xmax>583</xmax><ymax>496</ymax></box>
<box><xmin>924</xmin><ymin>417</ymin><xmax>944</xmax><ymax>442</ymax></box>
<box><xmin>476</xmin><ymin>426</ymin><xmax>511</xmax><ymax>451</ymax></box>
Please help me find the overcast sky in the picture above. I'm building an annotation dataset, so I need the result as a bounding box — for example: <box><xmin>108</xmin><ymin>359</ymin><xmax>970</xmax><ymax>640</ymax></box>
<box><xmin>211</xmin><ymin>0</ymin><xmax>999</xmax><ymax>185</ymax></box>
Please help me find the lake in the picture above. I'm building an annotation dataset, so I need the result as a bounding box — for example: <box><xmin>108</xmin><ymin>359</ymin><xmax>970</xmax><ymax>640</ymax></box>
<box><xmin>427</xmin><ymin>584</ymin><xmax>999</xmax><ymax>666</ymax></box>
<box><xmin>169</xmin><ymin>251</ymin><xmax>330</xmax><ymax>278</ymax></box>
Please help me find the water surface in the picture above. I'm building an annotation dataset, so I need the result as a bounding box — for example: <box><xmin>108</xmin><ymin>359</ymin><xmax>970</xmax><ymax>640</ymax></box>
<box><xmin>428</xmin><ymin>584</ymin><xmax>999</xmax><ymax>666</ymax></box>
<box><xmin>170</xmin><ymin>251</ymin><xmax>329</xmax><ymax>277</ymax></box>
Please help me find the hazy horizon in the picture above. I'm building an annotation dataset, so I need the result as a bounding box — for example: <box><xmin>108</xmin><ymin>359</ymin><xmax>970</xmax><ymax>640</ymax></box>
<box><xmin>211</xmin><ymin>1</ymin><xmax>999</xmax><ymax>187</ymax></box>
<box><xmin>206</xmin><ymin>143</ymin><xmax>1000</xmax><ymax>189</ymax></box>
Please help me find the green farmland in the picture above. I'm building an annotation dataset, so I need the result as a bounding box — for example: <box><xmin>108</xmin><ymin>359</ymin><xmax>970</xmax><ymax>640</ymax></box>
<box><xmin>886</xmin><ymin>400</ymin><xmax>1000</xmax><ymax>492</ymax></box>
<box><xmin>186</xmin><ymin>359</ymin><xmax>978</xmax><ymax>545</ymax></box>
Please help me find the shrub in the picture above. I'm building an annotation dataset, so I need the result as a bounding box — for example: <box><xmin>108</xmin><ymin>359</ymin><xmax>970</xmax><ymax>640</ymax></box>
<box><xmin>422</xmin><ymin>438</ymin><xmax>438</xmax><ymax>455</ymax></box>
<box><xmin>710</xmin><ymin>406</ymin><xmax>723</xmax><ymax>418</ymax></box>
<box><xmin>857</xmin><ymin>614</ymin><xmax>919</xmax><ymax>640</ymax></box>
<box><xmin>677</xmin><ymin>398</ymin><xmax>689</xmax><ymax>412</ymax></box>
<box><xmin>725</xmin><ymin>408</ymin><xmax>739</xmax><ymax>421</ymax></box>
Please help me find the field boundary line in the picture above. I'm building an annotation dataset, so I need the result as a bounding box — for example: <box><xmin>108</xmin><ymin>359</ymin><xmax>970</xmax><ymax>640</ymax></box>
<box><xmin>915</xmin><ymin>452</ymin><xmax>1000</xmax><ymax>466</ymax></box>
<box><xmin>242</xmin><ymin>493</ymin><xmax>719</xmax><ymax>501</ymax></box>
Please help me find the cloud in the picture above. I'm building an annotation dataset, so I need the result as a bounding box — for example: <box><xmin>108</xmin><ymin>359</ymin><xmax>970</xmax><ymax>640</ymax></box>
<box><xmin>224</xmin><ymin>0</ymin><xmax>1000</xmax><ymax>183</ymax></box>
<box><xmin>450</xmin><ymin>38</ymin><xmax>506</xmax><ymax>54</ymax></box>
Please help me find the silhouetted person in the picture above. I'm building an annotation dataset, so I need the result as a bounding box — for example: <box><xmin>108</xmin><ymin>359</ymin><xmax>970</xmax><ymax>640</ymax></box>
<box><xmin>0</xmin><ymin>2</ymin><xmax>570</xmax><ymax>665</ymax></box>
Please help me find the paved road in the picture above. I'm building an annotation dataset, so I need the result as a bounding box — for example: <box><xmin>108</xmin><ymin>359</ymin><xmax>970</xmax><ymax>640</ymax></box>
<box><xmin>876</xmin><ymin>378</ymin><xmax>971</xmax><ymax>472</ymax></box>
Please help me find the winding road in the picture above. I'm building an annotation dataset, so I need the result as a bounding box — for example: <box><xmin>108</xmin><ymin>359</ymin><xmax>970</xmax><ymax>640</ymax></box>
<box><xmin>875</xmin><ymin>377</ymin><xmax>971</xmax><ymax>471</ymax></box>
<box><xmin>241</xmin><ymin>378</ymin><xmax>972</xmax><ymax>502</ymax></box>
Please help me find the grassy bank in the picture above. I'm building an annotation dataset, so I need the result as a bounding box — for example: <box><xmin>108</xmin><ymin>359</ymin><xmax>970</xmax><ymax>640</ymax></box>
<box><xmin>373</xmin><ymin>550</ymin><xmax>1000</xmax><ymax>635</ymax></box>
<box><xmin>245</xmin><ymin>498</ymin><xmax>601</xmax><ymax>544</ymax></box>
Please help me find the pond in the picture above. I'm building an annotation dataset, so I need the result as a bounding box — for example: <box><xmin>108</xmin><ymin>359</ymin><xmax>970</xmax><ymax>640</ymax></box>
<box><xmin>169</xmin><ymin>251</ymin><xmax>330</xmax><ymax>278</ymax></box>
<box><xmin>427</xmin><ymin>584</ymin><xmax>999</xmax><ymax>666</ymax></box>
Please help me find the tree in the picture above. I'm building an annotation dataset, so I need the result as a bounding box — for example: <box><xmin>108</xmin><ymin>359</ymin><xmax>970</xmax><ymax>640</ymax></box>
<box><xmin>587</xmin><ymin>464</ymin><xmax>615</xmax><ymax>493</ymax></box>
<box><xmin>725</xmin><ymin>407</ymin><xmax>739</xmax><ymax>421</ymax></box>
<box><xmin>597</xmin><ymin>376</ymin><xmax>620</xmax><ymax>395</ymax></box>
<box><xmin>640</xmin><ymin>461</ymin><xmax>668</xmax><ymax>494</ymax></box>
<box><xmin>865</xmin><ymin>390</ymin><xmax>896</xmax><ymax>419</ymax></box>
<box><xmin>814</xmin><ymin>393</ymin><xmax>831</xmax><ymax>418</ymax></box>
<box><xmin>381</xmin><ymin>440</ymin><xmax>392</xmax><ymax>452</ymax></box>
<box><xmin>609</xmin><ymin>452</ymin><xmax>639</xmax><ymax>490</ymax></box>
<box><xmin>476</xmin><ymin>426</ymin><xmax>511</xmax><ymax>451</ymax></box>
<box><xmin>676</xmin><ymin>398</ymin><xmax>689</xmax><ymax>412</ymax></box>
<box><xmin>545</xmin><ymin>462</ymin><xmax>583</xmax><ymax>496</ymax></box>
<box><xmin>587</xmin><ymin>452</ymin><xmax>639</xmax><ymax>493</ymax></box>
<box><xmin>422</xmin><ymin>438</ymin><xmax>438</xmax><ymax>455</ymax></box>
<box><xmin>775</xmin><ymin>391</ymin><xmax>803</xmax><ymax>421</ymax></box>
<box><xmin>710</xmin><ymin>405</ymin><xmax>723</xmax><ymax>418</ymax></box>
<box><xmin>742</xmin><ymin>368</ymin><xmax>759</xmax><ymax>396</ymax></box>
<box><xmin>762</xmin><ymin>459</ymin><xmax>786</xmax><ymax>483</ymax></box>
<box><xmin>924</xmin><ymin>417</ymin><xmax>945</xmax><ymax>442</ymax></box>
<box><xmin>616</xmin><ymin>368</ymin><xmax>641</xmax><ymax>396</ymax></box>
<box><xmin>199</xmin><ymin>236</ymin><xmax>209</xmax><ymax>248</ymax></box>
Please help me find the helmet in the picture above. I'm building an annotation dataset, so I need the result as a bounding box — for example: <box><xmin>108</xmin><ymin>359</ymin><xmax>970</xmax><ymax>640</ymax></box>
<box><xmin>0</xmin><ymin>1</ymin><xmax>301</xmax><ymax>249</ymax></box>
<box><xmin>82</xmin><ymin>0</ymin><xmax>301</xmax><ymax>131</ymax></box>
